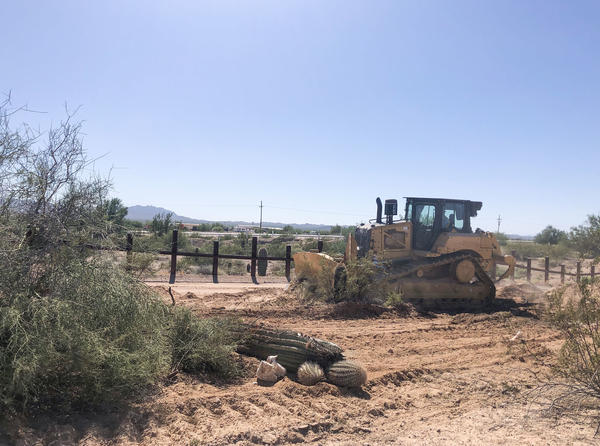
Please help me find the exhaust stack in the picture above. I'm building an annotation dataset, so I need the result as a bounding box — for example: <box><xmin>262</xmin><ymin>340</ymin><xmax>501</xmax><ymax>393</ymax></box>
<box><xmin>375</xmin><ymin>197</ymin><xmax>383</xmax><ymax>224</ymax></box>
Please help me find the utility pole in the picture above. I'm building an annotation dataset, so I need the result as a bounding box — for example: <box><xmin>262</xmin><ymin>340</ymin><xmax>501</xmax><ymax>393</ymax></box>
<box><xmin>259</xmin><ymin>200</ymin><xmax>263</xmax><ymax>233</ymax></box>
<box><xmin>497</xmin><ymin>214</ymin><xmax>502</xmax><ymax>233</ymax></box>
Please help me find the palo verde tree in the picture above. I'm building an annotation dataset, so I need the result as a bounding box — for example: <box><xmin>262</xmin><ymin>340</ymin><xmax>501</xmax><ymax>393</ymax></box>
<box><xmin>0</xmin><ymin>98</ymin><xmax>240</xmax><ymax>412</ymax></box>
<box><xmin>569</xmin><ymin>215</ymin><xmax>600</xmax><ymax>258</ymax></box>
<box><xmin>535</xmin><ymin>225</ymin><xmax>568</xmax><ymax>245</ymax></box>
<box><xmin>150</xmin><ymin>211</ymin><xmax>173</xmax><ymax>236</ymax></box>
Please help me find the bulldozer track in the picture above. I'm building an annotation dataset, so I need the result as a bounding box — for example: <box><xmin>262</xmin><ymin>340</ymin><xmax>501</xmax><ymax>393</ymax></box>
<box><xmin>384</xmin><ymin>252</ymin><xmax>496</xmax><ymax>309</ymax></box>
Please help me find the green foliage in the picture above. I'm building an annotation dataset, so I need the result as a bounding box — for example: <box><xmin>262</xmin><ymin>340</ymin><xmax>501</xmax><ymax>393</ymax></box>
<box><xmin>495</xmin><ymin>232</ymin><xmax>508</xmax><ymax>246</ymax></box>
<box><xmin>170</xmin><ymin>310</ymin><xmax>241</xmax><ymax>378</ymax></box>
<box><xmin>330</xmin><ymin>224</ymin><xmax>342</xmax><ymax>235</ymax></box>
<box><xmin>0</xmin><ymin>99</ymin><xmax>241</xmax><ymax>413</ymax></box>
<box><xmin>103</xmin><ymin>197</ymin><xmax>128</xmax><ymax>228</ymax></box>
<box><xmin>0</xmin><ymin>258</ymin><xmax>171</xmax><ymax>411</ymax></box>
<box><xmin>123</xmin><ymin>218</ymin><xmax>144</xmax><ymax>229</ymax></box>
<box><xmin>385</xmin><ymin>291</ymin><xmax>404</xmax><ymax>308</ymax></box>
<box><xmin>125</xmin><ymin>252</ymin><xmax>157</xmax><ymax>278</ymax></box>
<box><xmin>133</xmin><ymin>231</ymin><xmax>191</xmax><ymax>253</ymax></box>
<box><xmin>336</xmin><ymin>258</ymin><xmax>388</xmax><ymax>304</ymax></box>
<box><xmin>151</xmin><ymin>212</ymin><xmax>173</xmax><ymax>236</ymax></box>
<box><xmin>237</xmin><ymin>232</ymin><xmax>249</xmax><ymax>248</ymax></box>
<box><xmin>535</xmin><ymin>225</ymin><xmax>568</xmax><ymax>245</ymax></box>
<box><xmin>547</xmin><ymin>279</ymin><xmax>600</xmax><ymax>405</ymax></box>
<box><xmin>300</xmin><ymin>257</ymin><xmax>388</xmax><ymax>304</ymax></box>
<box><xmin>282</xmin><ymin>225</ymin><xmax>295</xmax><ymax>234</ymax></box>
<box><xmin>569</xmin><ymin>215</ymin><xmax>600</xmax><ymax>257</ymax></box>
<box><xmin>505</xmin><ymin>240</ymin><xmax>571</xmax><ymax>261</ymax></box>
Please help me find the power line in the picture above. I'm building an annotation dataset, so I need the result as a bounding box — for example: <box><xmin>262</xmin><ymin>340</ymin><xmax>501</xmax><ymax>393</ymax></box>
<box><xmin>263</xmin><ymin>205</ymin><xmax>370</xmax><ymax>218</ymax></box>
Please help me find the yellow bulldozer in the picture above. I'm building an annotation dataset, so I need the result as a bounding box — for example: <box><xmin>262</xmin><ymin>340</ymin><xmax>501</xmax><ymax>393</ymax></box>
<box><xmin>294</xmin><ymin>197</ymin><xmax>515</xmax><ymax>308</ymax></box>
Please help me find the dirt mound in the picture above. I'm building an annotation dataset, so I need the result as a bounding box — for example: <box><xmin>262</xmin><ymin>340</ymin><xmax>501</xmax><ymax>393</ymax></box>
<box><xmin>497</xmin><ymin>282</ymin><xmax>547</xmax><ymax>302</ymax></box>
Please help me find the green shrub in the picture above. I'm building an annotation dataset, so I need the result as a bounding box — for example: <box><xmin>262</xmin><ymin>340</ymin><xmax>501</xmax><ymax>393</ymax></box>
<box><xmin>535</xmin><ymin>225</ymin><xmax>568</xmax><ymax>245</ymax></box>
<box><xmin>506</xmin><ymin>241</ymin><xmax>572</xmax><ymax>262</ymax></box>
<box><xmin>0</xmin><ymin>99</ymin><xmax>241</xmax><ymax>414</ymax></box>
<box><xmin>0</xmin><ymin>258</ymin><xmax>171</xmax><ymax>410</ymax></box>
<box><xmin>298</xmin><ymin>257</ymin><xmax>388</xmax><ymax>305</ymax></box>
<box><xmin>545</xmin><ymin>279</ymin><xmax>600</xmax><ymax>410</ymax></box>
<box><xmin>336</xmin><ymin>258</ymin><xmax>389</xmax><ymax>304</ymax></box>
<box><xmin>569</xmin><ymin>215</ymin><xmax>600</xmax><ymax>257</ymax></box>
<box><xmin>170</xmin><ymin>310</ymin><xmax>241</xmax><ymax>378</ymax></box>
<box><xmin>125</xmin><ymin>252</ymin><xmax>157</xmax><ymax>278</ymax></box>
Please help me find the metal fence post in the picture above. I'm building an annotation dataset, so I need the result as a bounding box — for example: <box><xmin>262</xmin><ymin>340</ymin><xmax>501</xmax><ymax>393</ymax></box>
<box><xmin>251</xmin><ymin>236</ymin><xmax>257</xmax><ymax>281</ymax></box>
<box><xmin>285</xmin><ymin>245</ymin><xmax>292</xmax><ymax>281</ymax></box>
<box><xmin>526</xmin><ymin>258</ymin><xmax>532</xmax><ymax>282</ymax></box>
<box><xmin>592</xmin><ymin>265</ymin><xmax>596</xmax><ymax>281</ymax></box>
<box><xmin>126</xmin><ymin>233</ymin><xmax>133</xmax><ymax>267</ymax></box>
<box><xmin>560</xmin><ymin>264</ymin><xmax>565</xmax><ymax>284</ymax></box>
<box><xmin>212</xmin><ymin>240</ymin><xmax>219</xmax><ymax>283</ymax></box>
<box><xmin>317</xmin><ymin>240</ymin><xmax>323</xmax><ymax>253</ymax></box>
<box><xmin>169</xmin><ymin>229</ymin><xmax>178</xmax><ymax>284</ymax></box>
<box><xmin>544</xmin><ymin>256</ymin><xmax>550</xmax><ymax>283</ymax></box>
<box><xmin>576</xmin><ymin>261</ymin><xmax>581</xmax><ymax>283</ymax></box>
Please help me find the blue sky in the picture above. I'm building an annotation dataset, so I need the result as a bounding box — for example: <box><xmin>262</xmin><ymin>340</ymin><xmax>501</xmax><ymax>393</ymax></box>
<box><xmin>2</xmin><ymin>0</ymin><xmax>599</xmax><ymax>234</ymax></box>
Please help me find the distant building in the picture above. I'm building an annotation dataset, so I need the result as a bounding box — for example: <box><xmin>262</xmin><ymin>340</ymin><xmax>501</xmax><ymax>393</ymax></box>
<box><xmin>234</xmin><ymin>224</ymin><xmax>260</xmax><ymax>232</ymax></box>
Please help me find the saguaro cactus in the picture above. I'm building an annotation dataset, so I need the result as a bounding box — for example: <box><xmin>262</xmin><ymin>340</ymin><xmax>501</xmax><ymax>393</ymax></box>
<box><xmin>258</xmin><ymin>247</ymin><xmax>268</xmax><ymax>276</ymax></box>
<box><xmin>297</xmin><ymin>361</ymin><xmax>325</xmax><ymax>386</ymax></box>
<box><xmin>235</xmin><ymin>325</ymin><xmax>343</xmax><ymax>373</ymax></box>
<box><xmin>326</xmin><ymin>360</ymin><xmax>367</xmax><ymax>388</ymax></box>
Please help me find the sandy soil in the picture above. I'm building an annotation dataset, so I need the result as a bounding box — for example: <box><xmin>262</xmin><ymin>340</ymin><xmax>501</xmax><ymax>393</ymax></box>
<box><xmin>4</xmin><ymin>279</ymin><xmax>598</xmax><ymax>445</ymax></box>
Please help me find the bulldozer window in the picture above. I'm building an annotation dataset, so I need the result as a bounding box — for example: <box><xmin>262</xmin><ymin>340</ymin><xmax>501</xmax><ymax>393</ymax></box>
<box><xmin>442</xmin><ymin>203</ymin><xmax>465</xmax><ymax>231</ymax></box>
<box><xmin>415</xmin><ymin>204</ymin><xmax>435</xmax><ymax>228</ymax></box>
<box><xmin>413</xmin><ymin>204</ymin><xmax>436</xmax><ymax>250</ymax></box>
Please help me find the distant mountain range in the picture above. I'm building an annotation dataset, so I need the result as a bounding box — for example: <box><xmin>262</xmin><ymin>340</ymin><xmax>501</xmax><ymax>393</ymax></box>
<box><xmin>126</xmin><ymin>205</ymin><xmax>535</xmax><ymax>238</ymax></box>
<box><xmin>126</xmin><ymin>205</ymin><xmax>334</xmax><ymax>231</ymax></box>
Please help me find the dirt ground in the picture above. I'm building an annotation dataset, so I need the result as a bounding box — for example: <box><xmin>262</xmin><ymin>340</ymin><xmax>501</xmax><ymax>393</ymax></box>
<box><xmin>4</xmin><ymin>278</ymin><xmax>599</xmax><ymax>445</ymax></box>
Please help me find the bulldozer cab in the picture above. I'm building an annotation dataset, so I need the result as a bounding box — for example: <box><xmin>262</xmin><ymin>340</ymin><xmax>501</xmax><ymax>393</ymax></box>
<box><xmin>404</xmin><ymin>198</ymin><xmax>482</xmax><ymax>251</ymax></box>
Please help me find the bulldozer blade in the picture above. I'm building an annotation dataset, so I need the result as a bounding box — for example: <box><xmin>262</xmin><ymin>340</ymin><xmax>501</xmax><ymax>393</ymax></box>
<box><xmin>494</xmin><ymin>254</ymin><xmax>516</xmax><ymax>282</ymax></box>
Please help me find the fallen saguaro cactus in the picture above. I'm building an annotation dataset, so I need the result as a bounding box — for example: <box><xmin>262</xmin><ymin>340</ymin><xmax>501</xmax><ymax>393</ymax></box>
<box><xmin>297</xmin><ymin>361</ymin><xmax>325</xmax><ymax>386</ymax></box>
<box><xmin>236</xmin><ymin>324</ymin><xmax>368</xmax><ymax>387</ymax></box>
<box><xmin>235</xmin><ymin>324</ymin><xmax>343</xmax><ymax>373</ymax></box>
<box><xmin>326</xmin><ymin>360</ymin><xmax>367</xmax><ymax>388</ymax></box>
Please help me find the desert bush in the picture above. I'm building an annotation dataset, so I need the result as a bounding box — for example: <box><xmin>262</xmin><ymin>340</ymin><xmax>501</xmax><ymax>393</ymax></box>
<box><xmin>170</xmin><ymin>309</ymin><xmax>241</xmax><ymax>378</ymax></box>
<box><xmin>298</xmin><ymin>257</ymin><xmax>388</xmax><ymax>304</ymax></box>
<box><xmin>336</xmin><ymin>258</ymin><xmax>389</xmax><ymax>304</ymax></box>
<box><xmin>535</xmin><ymin>225</ymin><xmax>568</xmax><ymax>245</ymax></box>
<box><xmin>0</xmin><ymin>99</ymin><xmax>241</xmax><ymax>413</ymax></box>
<box><xmin>125</xmin><ymin>252</ymin><xmax>158</xmax><ymax>278</ymax></box>
<box><xmin>569</xmin><ymin>215</ymin><xmax>600</xmax><ymax>258</ymax></box>
<box><xmin>542</xmin><ymin>279</ymin><xmax>600</xmax><ymax>413</ymax></box>
<box><xmin>150</xmin><ymin>212</ymin><xmax>173</xmax><ymax>236</ymax></box>
<box><xmin>176</xmin><ymin>256</ymin><xmax>196</xmax><ymax>273</ymax></box>
<box><xmin>506</xmin><ymin>240</ymin><xmax>572</xmax><ymax>261</ymax></box>
<box><xmin>133</xmin><ymin>231</ymin><xmax>192</xmax><ymax>253</ymax></box>
<box><xmin>385</xmin><ymin>291</ymin><xmax>405</xmax><ymax>308</ymax></box>
<box><xmin>0</xmin><ymin>257</ymin><xmax>171</xmax><ymax>411</ymax></box>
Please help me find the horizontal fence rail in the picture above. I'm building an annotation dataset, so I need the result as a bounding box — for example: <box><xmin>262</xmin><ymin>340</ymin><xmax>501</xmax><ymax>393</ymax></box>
<box><xmin>79</xmin><ymin>230</ymin><xmax>334</xmax><ymax>285</ymax></box>
<box><xmin>511</xmin><ymin>251</ymin><xmax>597</xmax><ymax>284</ymax></box>
<box><xmin>162</xmin><ymin>230</ymin><xmax>302</xmax><ymax>284</ymax></box>
<box><xmin>79</xmin><ymin>233</ymin><xmax>598</xmax><ymax>287</ymax></box>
